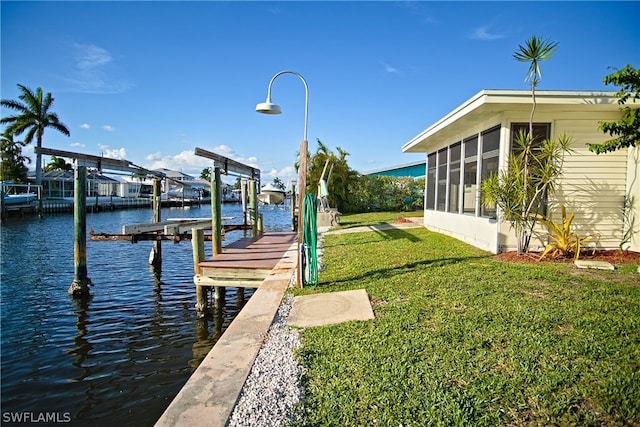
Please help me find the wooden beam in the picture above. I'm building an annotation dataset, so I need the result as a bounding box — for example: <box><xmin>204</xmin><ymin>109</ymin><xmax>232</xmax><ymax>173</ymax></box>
<box><xmin>34</xmin><ymin>147</ymin><xmax>164</xmax><ymax>177</ymax></box>
<box><xmin>194</xmin><ymin>147</ymin><xmax>260</xmax><ymax>179</ymax></box>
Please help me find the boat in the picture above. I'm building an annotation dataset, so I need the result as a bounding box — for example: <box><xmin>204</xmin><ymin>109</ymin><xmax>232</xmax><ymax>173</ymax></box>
<box><xmin>257</xmin><ymin>183</ymin><xmax>286</xmax><ymax>205</ymax></box>
<box><xmin>2</xmin><ymin>193</ymin><xmax>38</xmax><ymax>205</ymax></box>
<box><xmin>1</xmin><ymin>182</ymin><xmax>38</xmax><ymax>205</ymax></box>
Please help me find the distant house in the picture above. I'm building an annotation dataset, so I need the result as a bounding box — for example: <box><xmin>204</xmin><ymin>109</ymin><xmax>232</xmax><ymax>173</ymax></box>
<box><xmin>363</xmin><ymin>160</ymin><xmax>426</xmax><ymax>178</ymax></box>
<box><xmin>402</xmin><ymin>90</ymin><xmax>640</xmax><ymax>253</ymax></box>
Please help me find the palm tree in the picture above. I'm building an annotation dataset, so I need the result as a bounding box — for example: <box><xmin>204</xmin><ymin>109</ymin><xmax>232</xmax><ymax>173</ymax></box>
<box><xmin>1</xmin><ymin>84</ymin><xmax>70</xmax><ymax>186</ymax></box>
<box><xmin>513</xmin><ymin>36</ymin><xmax>559</xmax><ymax>138</ymax></box>
<box><xmin>44</xmin><ymin>155</ymin><xmax>73</xmax><ymax>172</ymax></box>
<box><xmin>0</xmin><ymin>131</ymin><xmax>30</xmax><ymax>182</ymax></box>
<box><xmin>512</xmin><ymin>36</ymin><xmax>558</xmax><ymax>253</ymax></box>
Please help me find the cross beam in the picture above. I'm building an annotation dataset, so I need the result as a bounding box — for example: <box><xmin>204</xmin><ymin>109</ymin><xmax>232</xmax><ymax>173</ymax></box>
<box><xmin>34</xmin><ymin>147</ymin><xmax>165</xmax><ymax>177</ymax></box>
<box><xmin>194</xmin><ymin>147</ymin><xmax>260</xmax><ymax>180</ymax></box>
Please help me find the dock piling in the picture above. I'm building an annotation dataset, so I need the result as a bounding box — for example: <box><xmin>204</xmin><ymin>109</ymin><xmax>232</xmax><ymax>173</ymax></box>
<box><xmin>211</xmin><ymin>167</ymin><xmax>222</xmax><ymax>255</ymax></box>
<box><xmin>68</xmin><ymin>165</ymin><xmax>91</xmax><ymax>297</ymax></box>
<box><xmin>149</xmin><ymin>178</ymin><xmax>162</xmax><ymax>266</ymax></box>
<box><xmin>192</xmin><ymin>228</ymin><xmax>208</xmax><ymax>318</ymax></box>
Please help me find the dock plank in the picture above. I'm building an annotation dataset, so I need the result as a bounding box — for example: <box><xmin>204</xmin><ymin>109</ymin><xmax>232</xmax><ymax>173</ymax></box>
<box><xmin>196</xmin><ymin>232</ymin><xmax>297</xmax><ymax>287</ymax></box>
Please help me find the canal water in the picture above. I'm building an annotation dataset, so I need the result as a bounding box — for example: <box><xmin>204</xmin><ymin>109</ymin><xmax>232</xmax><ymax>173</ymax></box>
<box><xmin>0</xmin><ymin>203</ymin><xmax>293</xmax><ymax>426</ymax></box>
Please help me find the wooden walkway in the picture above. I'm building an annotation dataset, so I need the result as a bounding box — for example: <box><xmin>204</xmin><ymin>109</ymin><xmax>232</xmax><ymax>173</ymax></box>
<box><xmin>195</xmin><ymin>232</ymin><xmax>297</xmax><ymax>288</ymax></box>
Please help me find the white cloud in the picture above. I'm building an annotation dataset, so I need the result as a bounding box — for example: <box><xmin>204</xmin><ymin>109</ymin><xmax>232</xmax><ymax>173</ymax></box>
<box><xmin>59</xmin><ymin>43</ymin><xmax>132</xmax><ymax>94</ymax></box>
<box><xmin>141</xmin><ymin>145</ymin><xmax>294</xmax><ymax>183</ymax></box>
<box><xmin>381</xmin><ymin>62</ymin><xmax>400</xmax><ymax>74</ymax></box>
<box><xmin>469</xmin><ymin>25</ymin><xmax>504</xmax><ymax>41</ymax></box>
<box><xmin>70</xmin><ymin>142</ymin><xmax>86</xmax><ymax>148</ymax></box>
<box><xmin>80</xmin><ymin>123</ymin><xmax>90</xmax><ymax>129</ymax></box>
<box><xmin>98</xmin><ymin>144</ymin><xmax>127</xmax><ymax>159</ymax></box>
<box><xmin>102</xmin><ymin>125</ymin><xmax>115</xmax><ymax>132</ymax></box>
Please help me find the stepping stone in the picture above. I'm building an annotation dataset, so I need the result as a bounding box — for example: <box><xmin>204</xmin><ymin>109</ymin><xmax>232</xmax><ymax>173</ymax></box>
<box><xmin>574</xmin><ymin>260</ymin><xmax>615</xmax><ymax>270</ymax></box>
<box><xmin>287</xmin><ymin>289</ymin><xmax>375</xmax><ymax>328</ymax></box>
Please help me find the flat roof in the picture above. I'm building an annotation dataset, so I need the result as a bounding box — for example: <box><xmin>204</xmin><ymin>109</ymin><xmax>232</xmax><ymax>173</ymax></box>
<box><xmin>402</xmin><ymin>89</ymin><xmax>621</xmax><ymax>153</ymax></box>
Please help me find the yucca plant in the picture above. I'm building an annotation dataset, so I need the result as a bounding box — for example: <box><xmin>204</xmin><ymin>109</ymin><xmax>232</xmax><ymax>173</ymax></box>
<box><xmin>539</xmin><ymin>205</ymin><xmax>589</xmax><ymax>260</ymax></box>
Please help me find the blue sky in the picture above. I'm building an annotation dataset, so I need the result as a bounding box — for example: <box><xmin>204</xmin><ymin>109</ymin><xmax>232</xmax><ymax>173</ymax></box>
<box><xmin>2</xmin><ymin>1</ymin><xmax>639</xmax><ymax>186</ymax></box>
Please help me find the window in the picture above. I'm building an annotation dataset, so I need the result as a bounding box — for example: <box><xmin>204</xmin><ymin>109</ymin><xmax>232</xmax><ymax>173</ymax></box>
<box><xmin>437</xmin><ymin>148</ymin><xmax>448</xmax><ymax>211</ymax></box>
<box><xmin>448</xmin><ymin>143</ymin><xmax>461</xmax><ymax>213</ymax></box>
<box><xmin>462</xmin><ymin>136</ymin><xmax>478</xmax><ymax>215</ymax></box>
<box><xmin>426</xmin><ymin>153</ymin><xmax>436</xmax><ymax>210</ymax></box>
<box><xmin>510</xmin><ymin>123</ymin><xmax>552</xmax><ymax>216</ymax></box>
<box><xmin>511</xmin><ymin>123</ymin><xmax>551</xmax><ymax>153</ymax></box>
<box><xmin>480</xmin><ymin>126</ymin><xmax>500</xmax><ymax>218</ymax></box>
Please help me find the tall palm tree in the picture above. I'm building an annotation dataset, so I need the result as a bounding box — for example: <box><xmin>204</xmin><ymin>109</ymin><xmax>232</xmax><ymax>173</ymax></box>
<box><xmin>1</xmin><ymin>84</ymin><xmax>70</xmax><ymax>186</ymax></box>
<box><xmin>513</xmin><ymin>36</ymin><xmax>559</xmax><ymax>137</ymax></box>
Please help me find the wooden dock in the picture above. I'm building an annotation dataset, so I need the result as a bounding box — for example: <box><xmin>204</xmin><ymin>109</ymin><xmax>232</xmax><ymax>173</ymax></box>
<box><xmin>195</xmin><ymin>232</ymin><xmax>297</xmax><ymax>288</ymax></box>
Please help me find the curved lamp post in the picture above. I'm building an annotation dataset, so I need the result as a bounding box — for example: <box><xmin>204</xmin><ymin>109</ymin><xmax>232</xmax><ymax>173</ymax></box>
<box><xmin>256</xmin><ymin>70</ymin><xmax>308</xmax><ymax>288</ymax></box>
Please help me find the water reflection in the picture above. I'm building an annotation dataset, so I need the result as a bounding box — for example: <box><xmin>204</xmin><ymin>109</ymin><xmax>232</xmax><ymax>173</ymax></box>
<box><xmin>1</xmin><ymin>204</ymin><xmax>290</xmax><ymax>426</ymax></box>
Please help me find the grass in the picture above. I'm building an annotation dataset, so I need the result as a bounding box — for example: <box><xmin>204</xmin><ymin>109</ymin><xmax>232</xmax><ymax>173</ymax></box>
<box><xmin>290</xmin><ymin>212</ymin><xmax>640</xmax><ymax>426</ymax></box>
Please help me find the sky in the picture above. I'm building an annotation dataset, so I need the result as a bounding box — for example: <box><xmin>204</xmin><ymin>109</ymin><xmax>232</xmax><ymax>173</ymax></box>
<box><xmin>2</xmin><ymin>1</ymin><xmax>639</xmax><ymax>186</ymax></box>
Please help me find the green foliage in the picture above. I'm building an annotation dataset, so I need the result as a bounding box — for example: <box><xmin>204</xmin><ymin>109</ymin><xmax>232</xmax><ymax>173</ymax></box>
<box><xmin>199</xmin><ymin>167</ymin><xmax>211</xmax><ymax>182</ymax></box>
<box><xmin>513</xmin><ymin>35</ymin><xmax>559</xmax><ymax>89</ymax></box>
<box><xmin>292</xmin><ymin>214</ymin><xmax>640</xmax><ymax>426</ymax></box>
<box><xmin>0</xmin><ymin>131</ymin><xmax>30</xmax><ymax>183</ymax></box>
<box><xmin>539</xmin><ymin>205</ymin><xmax>589</xmax><ymax>260</ymax></box>
<box><xmin>272</xmin><ymin>176</ymin><xmax>285</xmax><ymax>190</ymax></box>
<box><xmin>44</xmin><ymin>155</ymin><xmax>72</xmax><ymax>172</ymax></box>
<box><xmin>0</xmin><ymin>84</ymin><xmax>70</xmax><ymax>185</ymax></box>
<box><xmin>346</xmin><ymin>175</ymin><xmax>424</xmax><ymax>213</ymax></box>
<box><xmin>589</xmin><ymin>64</ymin><xmax>640</xmax><ymax>154</ymax></box>
<box><xmin>481</xmin><ymin>132</ymin><xmax>573</xmax><ymax>254</ymax></box>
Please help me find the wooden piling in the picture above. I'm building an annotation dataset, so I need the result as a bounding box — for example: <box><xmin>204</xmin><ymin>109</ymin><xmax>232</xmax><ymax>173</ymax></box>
<box><xmin>149</xmin><ymin>178</ymin><xmax>162</xmax><ymax>266</ymax></box>
<box><xmin>211</xmin><ymin>167</ymin><xmax>222</xmax><ymax>255</ymax></box>
<box><xmin>68</xmin><ymin>165</ymin><xmax>91</xmax><ymax>297</ymax></box>
<box><xmin>192</xmin><ymin>228</ymin><xmax>207</xmax><ymax>318</ymax></box>
<box><xmin>249</xmin><ymin>180</ymin><xmax>258</xmax><ymax>237</ymax></box>
<box><xmin>290</xmin><ymin>182</ymin><xmax>297</xmax><ymax>232</ymax></box>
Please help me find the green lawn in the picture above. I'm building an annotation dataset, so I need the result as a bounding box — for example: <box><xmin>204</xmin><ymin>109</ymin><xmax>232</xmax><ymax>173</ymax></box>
<box><xmin>291</xmin><ymin>212</ymin><xmax>640</xmax><ymax>426</ymax></box>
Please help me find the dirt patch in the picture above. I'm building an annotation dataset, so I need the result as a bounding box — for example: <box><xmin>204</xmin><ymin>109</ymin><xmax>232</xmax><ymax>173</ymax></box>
<box><xmin>495</xmin><ymin>249</ymin><xmax>640</xmax><ymax>266</ymax></box>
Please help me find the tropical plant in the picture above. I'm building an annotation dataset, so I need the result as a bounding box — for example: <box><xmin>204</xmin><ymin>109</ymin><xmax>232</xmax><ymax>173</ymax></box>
<box><xmin>272</xmin><ymin>177</ymin><xmax>285</xmax><ymax>190</ymax></box>
<box><xmin>483</xmin><ymin>35</ymin><xmax>559</xmax><ymax>255</ymax></box>
<box><xmin>44</xmin><ymin>155</ymin><xmax>72</xmax><ymax>172</ymax></box>
<box><xmin>200</xmin><ymin>167</ymin><xmax>211</xmax><ymax>182</ymax></box>
<box><xmin>301</xmin><ymin>139</ymin><xmax>359</xmax><ymax>212</ymax></box>
<box><xmin>589</xmin><ymin>64</ymin><xmax>640</xmax><ymax>154</ymax></box>
<box><xmin>538</xmin><ymin>205</ymin><xmax>589</xmax><ymax>260</ymax></box>
<box><xmin>0</xmin><ymin>84</ymin><xmax>70</xmax><ymax>186</ymax></box>
<box><xmin>482</xmin><ymin>132</ymin><xmax>573</xmax><ymax>255</ymax></box>
<box><xmin>0</xmin><ymin>131</ymin><xmax>30</xmax><ymax>183</ymax></box>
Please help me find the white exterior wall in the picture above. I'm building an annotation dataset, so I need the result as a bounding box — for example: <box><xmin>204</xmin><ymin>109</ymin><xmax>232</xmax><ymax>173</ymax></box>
<box><xmin>626</xmin><ymin>146</ymin><xmax>640</xmax><ymax>252</ymax></box>
<box><xmin>423</xmin><ymin>210</ymin><xmax>500</xmax><ymax>253</ymax></box>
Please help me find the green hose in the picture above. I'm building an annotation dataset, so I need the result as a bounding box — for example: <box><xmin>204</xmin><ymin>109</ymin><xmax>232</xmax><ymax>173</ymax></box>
<box><xmin>302</xmin><ymin>193</ymin><xmax>318</xmax><ymax>288</ymax></box>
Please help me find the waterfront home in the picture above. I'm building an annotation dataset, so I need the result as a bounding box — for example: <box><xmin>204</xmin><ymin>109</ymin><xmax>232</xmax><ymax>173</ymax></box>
<box><xmin>402</xmin><ymin>89</ymin><xmax>640</xmax><ymax>253</ymax></box>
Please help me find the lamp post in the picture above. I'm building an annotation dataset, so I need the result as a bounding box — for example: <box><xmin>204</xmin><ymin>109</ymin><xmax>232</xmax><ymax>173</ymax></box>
<box><xmin>256</xmin><ymin>70</ymin><xmax>308</xmax><ymax>288</ymax></box>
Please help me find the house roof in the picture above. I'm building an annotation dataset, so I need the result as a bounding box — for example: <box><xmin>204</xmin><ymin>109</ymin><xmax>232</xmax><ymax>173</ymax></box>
<box><xmin>402</xmin><ymin>89</ymin><xmax>622</xmax><ymax>153</ymax></box>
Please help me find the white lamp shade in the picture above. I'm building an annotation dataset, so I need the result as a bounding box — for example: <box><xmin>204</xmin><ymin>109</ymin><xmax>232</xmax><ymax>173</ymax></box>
<box><xmin>255</xmin><ymin>101</ymin><xmax>282</xmax><ymax>114</ymax></box>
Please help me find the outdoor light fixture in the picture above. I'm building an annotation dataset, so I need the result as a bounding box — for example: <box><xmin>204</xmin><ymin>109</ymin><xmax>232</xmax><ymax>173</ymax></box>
<box><xmin>256</xmin><ymin>70</ymin><xmax>309</xmax><ymax>288</ymax></box>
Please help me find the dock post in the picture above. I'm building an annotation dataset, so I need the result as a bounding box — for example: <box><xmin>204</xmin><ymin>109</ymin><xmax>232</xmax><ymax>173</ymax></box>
<box><xmin>192</xmin><ymin>228</ymin><xmax>208</xmax><ymax>318</ymax></box>
<box><xmin>211</xmin><ymin>166</ymin><xmax>222</xmax><ymax>256</ymax></box>
<box><xmin>241</xmin><ymin>179</ymin><xmax>248</xmax><ymax>228</ymax></box>
<box><xmin>257</xmin><ymin>213</ymin><xmax>263</xmax><ymax>234</ymax></box>
<box><xmin>290</xmin><ymin>181</ymin><xmax>297</xmax><ymax>232</ymax></box>
<box><xmin>149</xmin><ymin>178</ymin><xmax>162</xmax><ymax>266</ymax></box>
<box><xmin>250</xmin><ymin>179</ymin><xmax>258</xmax><ymax>237</ymax></box>
<box><xmin>68</xmin><ymin>165</ymin><xmax>91</xmax><ymax>297</ymax></box>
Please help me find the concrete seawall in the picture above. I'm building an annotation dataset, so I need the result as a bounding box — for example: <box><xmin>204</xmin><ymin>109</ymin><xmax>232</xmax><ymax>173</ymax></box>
<box><xmin>155</xmin><ymin>240</ymin><xmax>298</xmax><ymax>426</ymax></box>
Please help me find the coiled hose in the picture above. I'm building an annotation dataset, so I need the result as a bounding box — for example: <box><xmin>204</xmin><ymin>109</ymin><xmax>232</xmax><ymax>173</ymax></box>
<box><xmin>301</xmin><ymin>194</ymin><xmax>318</xmax><ymax>288</ymax></box>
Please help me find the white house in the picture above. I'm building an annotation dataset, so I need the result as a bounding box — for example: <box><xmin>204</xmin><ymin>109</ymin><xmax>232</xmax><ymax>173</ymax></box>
<box><xmin>402</xmin><ymin>89</ymin><xmax>639</xmax><ymax>254</ymax></box>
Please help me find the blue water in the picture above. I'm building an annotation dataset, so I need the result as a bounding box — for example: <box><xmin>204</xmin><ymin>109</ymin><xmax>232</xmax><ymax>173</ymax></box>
<box><xmin>0</xmin><ymin>203</ymin><xmax>293</xmax><ymax>426</ymax></box>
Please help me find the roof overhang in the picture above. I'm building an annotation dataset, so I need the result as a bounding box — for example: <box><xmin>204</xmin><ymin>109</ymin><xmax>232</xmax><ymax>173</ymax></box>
<box><xmin>402</xmin><ymin>89</ymin><xmax>623</xmax><ymax>153</ymax></box>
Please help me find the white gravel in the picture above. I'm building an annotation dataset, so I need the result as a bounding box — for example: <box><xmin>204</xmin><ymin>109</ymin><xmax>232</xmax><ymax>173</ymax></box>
<box><xmin>226</xmin><ymin>291</ymin><xmax>304</xmax><ymax>427</ymax></box>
